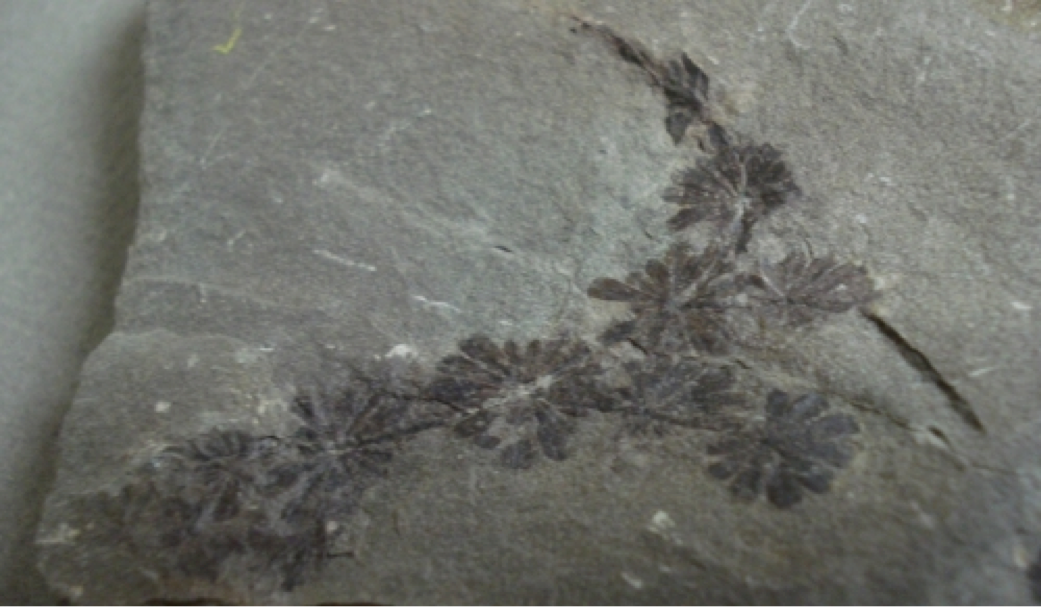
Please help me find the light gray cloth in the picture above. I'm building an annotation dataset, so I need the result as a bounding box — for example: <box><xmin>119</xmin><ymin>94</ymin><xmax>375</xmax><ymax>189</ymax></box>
<box><xmin>0</xmin><ymin>1</ymin><xmax>143</xmax><ymax>601</ymax></box>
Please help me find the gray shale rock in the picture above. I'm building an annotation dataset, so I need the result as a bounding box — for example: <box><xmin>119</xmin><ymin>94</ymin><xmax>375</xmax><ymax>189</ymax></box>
<box><xmin>37</xmin><ymin>1</ymin><xmax>1039</xmax><ymax>604</ymax></box>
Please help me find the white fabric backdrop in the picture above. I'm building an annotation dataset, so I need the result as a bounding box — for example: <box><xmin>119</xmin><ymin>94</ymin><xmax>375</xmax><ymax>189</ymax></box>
<box><xmin>0</xmin><ymin>1</ymin><xmax>143</xmax><ymax>601</ymax></box>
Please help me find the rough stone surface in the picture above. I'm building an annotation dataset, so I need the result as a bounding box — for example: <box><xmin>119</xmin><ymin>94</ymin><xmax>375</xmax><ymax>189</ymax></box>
<box><xmin>37</xmin><ymin>1</ymin><xmax>1039</xmax><ymax>604</ymax></box>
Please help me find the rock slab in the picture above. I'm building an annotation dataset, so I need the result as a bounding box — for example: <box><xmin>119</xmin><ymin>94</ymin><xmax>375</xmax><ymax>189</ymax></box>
<box><xmin>37</xmin><ymin>1</ymin><xmax>1039</xmax><ymax>604</ymax></box>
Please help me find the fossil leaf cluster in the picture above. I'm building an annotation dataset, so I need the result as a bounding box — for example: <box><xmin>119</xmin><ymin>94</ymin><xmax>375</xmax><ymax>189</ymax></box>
<box><xmin>112</xmin><ymin>373</ymin><xmax>441</xmax><ymax>592</ymax></box>
<box><xmin>575</xmin><ymin>20</ymin><xmax>716</xmax><ymax>144</ymax></box>
<box><xmin>85</xmin><ymin>20</ymin><xmax>878</xmax><ymax>595</ymax></box>
<box><xmin>707</xmin><ymin>390</ymin><xmax>860</xmax><ymax>508</ymax></box>
<box><xmin>428</xmin><ymin>336</ymin><xmax>602</xmax><ymax>468</ymax></box>
<box><xmin>588</xmin><ymin>242</ymin><xmax>739</xmax><ymax>354</ymax></box>
<box><xmin>664</xmin><ymin>143</ymin><xmax>801</xmax><ymax>251</ymax></box>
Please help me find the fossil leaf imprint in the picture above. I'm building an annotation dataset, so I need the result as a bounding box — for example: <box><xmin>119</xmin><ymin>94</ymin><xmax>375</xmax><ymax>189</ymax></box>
<box><xmin>706</xmin><ymin>390</ymin><xmax>859</xmax><ymax>509</ymax></box>
<box><xmin>119</xmin><ymin>429</ymin><xmax>339</xmax><ymax>591</ymax></box>
<box><xmin>610</xmin><ymin>357</ymin><xmax>746</xmax><ymax>435</ymax></box>
<box><xmin>113</xmin><ymin>367</ymin><xmax>452</xmax><ymax>592</ymax></box>
<box><xmin>588</xmin><ymin>242</ymin><xmax>740</xmax><ymax>354</ymax></box>
<box><xmin>664</xmin><ymin>143</ymin><xmax>800</xmax><ymax>251</ymax></box>
<box><xmin>743</xmin><ymin>252</ymin><xmax>876</xmax><ymax>326</ymax></box>
<box><xmin>429</xmin><ymin>336</ymin><xmax>608</xmax><ymax>467</ymax></box>
<box><xmin>577</xmin><ymin>19</ymin><xmax>715</xmax><ymax>144</ymax></box>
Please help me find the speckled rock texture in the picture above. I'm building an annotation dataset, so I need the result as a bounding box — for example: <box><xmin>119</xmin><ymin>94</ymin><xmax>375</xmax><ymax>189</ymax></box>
<box><xmin>36</xmin><ymin>1</ymin><xmax>1039</xmax><ymax>604</ymax></box>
